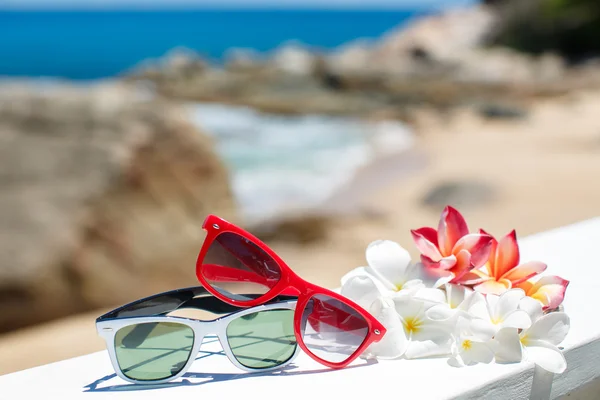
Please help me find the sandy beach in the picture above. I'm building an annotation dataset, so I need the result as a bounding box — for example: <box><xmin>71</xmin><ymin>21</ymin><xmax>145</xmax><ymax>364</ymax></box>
<box><xmin>1</xmin><ymin>86</ymin><xmax>599</xmax><ymax>376</ymax></box>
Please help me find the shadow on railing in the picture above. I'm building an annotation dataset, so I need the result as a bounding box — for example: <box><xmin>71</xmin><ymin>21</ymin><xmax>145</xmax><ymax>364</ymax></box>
<box><xmin>83</xmin><ymin>339</ymin><xmax>378</xmax><ymax>393</ymax></box>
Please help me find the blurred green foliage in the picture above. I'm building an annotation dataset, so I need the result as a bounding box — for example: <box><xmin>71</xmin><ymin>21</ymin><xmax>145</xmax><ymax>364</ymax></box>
<box><xmin>487</xmin><ymin>0</ymin><xmax>600</xmax><ymax>63</ymax></box>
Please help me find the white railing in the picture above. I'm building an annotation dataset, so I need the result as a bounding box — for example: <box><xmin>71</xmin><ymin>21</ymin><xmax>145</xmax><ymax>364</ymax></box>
<box><xmin>1</xmin><ymin>217</ymin><xmax>599</xmax><ymax>399</ymax></box>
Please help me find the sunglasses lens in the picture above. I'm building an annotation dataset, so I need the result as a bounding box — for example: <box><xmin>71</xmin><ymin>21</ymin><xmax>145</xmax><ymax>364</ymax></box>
<box><xmin>114</xmin><ymin>322</ymin><xmax>194</xmax><ymax>381</ymax></box>
<box><xmin>200</xmin><ymin>232</ymin><xmax>282</xmax><ymax>302</ymax></box>
<box><xmin>227</xmin><ymin>309</ymin><xmax>296</xmax><ymax>369</ymax></box>
<box><xmin>300</xmin><ymin>294</ymin><xmax>369</xmax><ymax>364</ymax></box>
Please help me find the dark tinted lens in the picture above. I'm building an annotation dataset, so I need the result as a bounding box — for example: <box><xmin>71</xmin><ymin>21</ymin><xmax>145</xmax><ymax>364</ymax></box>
<box><xmin>114</xmin><ymin>322</ymin><xmax>194</xmax><ymax>381</ymax></box>
<box><xmin>227</xmin><ymin>309</ymin><xmax>296</xmax><ymax>369</ymax></box>
<box><xmin>300</xmin><ymin>294</ymin><xmax>369</xmax><ymax>364</ymax></box>
<box><xmin>201</xmin><ymin>232</ymin><xmax>281</xmax><ymax>302</ymax></box>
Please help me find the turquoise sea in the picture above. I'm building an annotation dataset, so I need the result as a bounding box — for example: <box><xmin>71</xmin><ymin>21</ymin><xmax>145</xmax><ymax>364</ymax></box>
<box><xmin>0</xmin><ymin>9</ymin><xmax>426</xmax><ymax>79</ymax></box>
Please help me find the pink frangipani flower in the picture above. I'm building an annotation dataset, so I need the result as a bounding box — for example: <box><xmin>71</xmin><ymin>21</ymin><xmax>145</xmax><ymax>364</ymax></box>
<box><xmin>411</xmin><ymin>206</ymin><xmax>493</xmax><ymax>284</ymax></box>
<box><xmin>467</xmin><ymin>230</ymin><xmax>548</xmax><ymax>296</ymax></box>
<box><xmin>516</xmin><ymin>275</ymin><xmax>570</xmax><ymax>310</ymax></box>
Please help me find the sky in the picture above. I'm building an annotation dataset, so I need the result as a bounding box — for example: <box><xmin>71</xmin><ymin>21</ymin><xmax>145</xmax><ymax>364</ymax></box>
<box><xmin>0</xmin><ymin>0</ymin><xmax>478</xmax><ymax>10</ymax></box>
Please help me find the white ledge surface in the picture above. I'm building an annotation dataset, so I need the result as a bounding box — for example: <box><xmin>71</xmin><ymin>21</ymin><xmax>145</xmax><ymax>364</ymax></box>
<box><xmin>2</xmin><ymin>217</ymin><xmax>600</xmax><ymax>399</ymax></box>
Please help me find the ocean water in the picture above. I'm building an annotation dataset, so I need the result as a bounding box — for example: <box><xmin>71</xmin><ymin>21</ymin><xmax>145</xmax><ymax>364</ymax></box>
<box><xmin>188</xmin><ymin>103</ymin><xmax>414</xmax><ymax>221</ymax></box>
<box><xmin>0</xmin><ymin>9</ymin><xmax>423</xmax><ymax>219</ymax></box>
<box><xmin>0</xmin><ymin>9</ymin><xmax>425</xmax><ymax>79</ymax></box>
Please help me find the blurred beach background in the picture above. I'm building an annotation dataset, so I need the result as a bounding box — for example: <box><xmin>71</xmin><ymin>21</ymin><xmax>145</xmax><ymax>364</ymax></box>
<box><xmin>1</xmin><ymin>0</ymin><xmax>600</xmax><ymax>378</ymax></box>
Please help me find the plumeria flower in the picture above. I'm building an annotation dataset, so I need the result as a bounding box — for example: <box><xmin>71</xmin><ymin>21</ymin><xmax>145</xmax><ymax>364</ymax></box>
<box><xmin>415</xmin><ymin>284</ymin><xmax>488</xmax><ymax>322</ymax></box>
<box><xmin>464</xmin><ymin>230</ymin><xmax>548</xmax><ymax>296</ymax></box>
<box><xmin>469</xmin><ymin>288</ymin><xmax>532</xmax><ymax>336</ymax></box>
<box><xmin>341</xmin><ymin>273</ymin><xmax>408</xmax><ymax>359</ymax></box>
<box><xmin>392</xmin><ymin>294</ymin><xmax>454</xmax><ymax>359</ymax></box>
<box><xmin>494</xmin><ymin>297</ymin><xmax>570</xmax><ymax>373</ymax></box>
<box><xmin>341</xmin><ymin>240</ymin><xmax>452</xmax><ymax>296</ymax></box>
<box><xmin>411</xmin><ymin>206</ymin><xmax>493</xmax><ymax>284</ymax></box>
<box><xmin>516</xmin><ymin>275</ymin><xmax>570</xmax><ymax>310</ymax></box>
<box><xmin>448</xmin><ymin>316</ymin><xmax>495</xmax><ymax>367</ymax></box>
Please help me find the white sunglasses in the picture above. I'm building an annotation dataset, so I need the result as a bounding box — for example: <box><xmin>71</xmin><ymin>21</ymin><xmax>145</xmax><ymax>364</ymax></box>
<box><xmin>96</xmin><ymin>286</ymin><xmax>299</xmax><ymax>384</ymax></box>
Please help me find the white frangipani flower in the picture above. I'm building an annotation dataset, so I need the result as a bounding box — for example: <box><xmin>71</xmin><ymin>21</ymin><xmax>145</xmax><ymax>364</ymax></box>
<box><xmin>469</xmin><ymin>288</ymin><xmax>532</xmax><ymax>335</ymax></box>
<box><xmin>415</xmin><ymin>284</ymin><xmax>486</xmax><ymax>322</ymax></box>
<box><xmin>342</xmin><ymin>240</ymin><xmax>453</xmax><ymax>296</ymax></box>
<box><xmin>341</xmin><ymin>273</ymin><xmax>454</xmax><ymax>359</ymax></box>
<box><xmin>494</xmin><ymin>296</ymin><xmax>570</xmax><ymax>373</ymax></box>
<box><xmin>392</xmin><ymin>294</ymin><xmax>454</xmax><ymax>359</ymax></box>
<box><xmin>448</xmin><ymin>316</ymin><xmax>495</xmax><ymax>367</ymax></box>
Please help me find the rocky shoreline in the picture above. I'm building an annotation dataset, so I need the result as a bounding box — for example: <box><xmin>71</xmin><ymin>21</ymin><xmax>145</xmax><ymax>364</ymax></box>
<box><xmin>122</xmin><ymin>5</ymin><xmax>600</xmax><ymax>122</ymax></box>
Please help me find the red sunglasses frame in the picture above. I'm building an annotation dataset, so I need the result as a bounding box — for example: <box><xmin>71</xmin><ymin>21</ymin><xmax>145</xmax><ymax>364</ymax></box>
<box><xmin>195</xmin><ymin>214</ymin><xmax>386</xmax><ymax>369</ymax></box>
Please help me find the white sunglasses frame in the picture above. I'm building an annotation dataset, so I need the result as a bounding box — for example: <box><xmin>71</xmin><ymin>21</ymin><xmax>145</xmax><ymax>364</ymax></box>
<box><xmin>97</xmin><ymin>292</ymin><xmax>298</xmax><ymax>385</ymax></box>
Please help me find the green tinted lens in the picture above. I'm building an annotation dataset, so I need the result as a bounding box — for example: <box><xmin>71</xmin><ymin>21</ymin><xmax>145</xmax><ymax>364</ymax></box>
<box><xmin>114</xmin><ymin>322</ymin><xmax>194</xmax><ymax>381</ymax></box>
<box><xmin>226</xmin><ymin>309</ymin><xmax>296</xmax><ymax>369</ymax></box>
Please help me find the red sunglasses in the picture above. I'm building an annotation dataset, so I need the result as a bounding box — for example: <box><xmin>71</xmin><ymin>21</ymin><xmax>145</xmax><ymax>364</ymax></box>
<box><xmin>195</xmin><ymin>214</ymin><xmax>386</xmax><ymax>369</ymax></box>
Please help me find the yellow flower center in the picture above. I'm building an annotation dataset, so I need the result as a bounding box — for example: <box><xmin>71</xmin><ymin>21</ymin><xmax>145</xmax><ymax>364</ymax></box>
<box><xmin>403</xmin><ymin>317</ymin><xmax>423</xmax><ymax>334</ymax></box>
<box><xmin>461</xmin><ymin>339</ymin><xmax>472</xmax><ymax>350</ymax></box>
<box><xmin>394</xmin><ymin>282</ymin><xmax>404</xmax><ymax>292</ymax></box>
<box><xmin>520</xmin><ymin>335</ymin><xmax>529</xmax><ymax>346</ymax></box>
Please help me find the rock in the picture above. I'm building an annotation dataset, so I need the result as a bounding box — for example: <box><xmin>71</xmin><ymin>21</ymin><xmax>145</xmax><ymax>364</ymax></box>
<box><xmin>420</xmin><ymin>181</ymin><xmax>496</xmax><ymax>210</ymax></box>
<box><xmin>476</xmin><ymin>102</ymin><xmax>528</xmax><ymax>119</ymax></box>
<box><xmin>224</xmin><ymin>47</ymin><xmax>265</xmax><ymax>71</ymax></box>
<box><xmin>0</xmin><ymin>81</ymin><xmax>236</xmax><ymax>333</ymax></box>
<box><xmin>269</xmin><ymin>42</ymin><xmax>319</xmax><ymax>77</ymax></box>
<box><xmin>126</xmin><ymin>47</ymin><xmax>208</xmax><ymax>82</ymax></box>
<box><xmin>329</xmin><ymin>5</ymin><xmax>566</xmax><ymax>85</ymax></box>
<box><xmin>361</xmin><ymin>5</ymin><xmax>498</xmax><ymax>74</ymax></box>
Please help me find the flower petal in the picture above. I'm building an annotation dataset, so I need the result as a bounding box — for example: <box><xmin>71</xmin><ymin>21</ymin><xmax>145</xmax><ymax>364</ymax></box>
<box><xmin>462</xmin><ymin>341</ymin><xmax>495</xmax><ymax>365</ymax></box>
<box><xmin>405</xmin><ymin>262</ymin><xmax>453</xmax><ymax>288</ymax></box>
<box><xmin>526</xmin><ymin>312</ymin><xmax>570</xmax><ymax>346</ymax></box>
<box><xmin>437</xmin><ymin>206</ymin><xmax>469</xmax><ymax>256</ymax></box>
<box><xmin>519</xmin><ymin>296</ymin><xmax>544</xmax><ymax>323</ymax></box>
<box><xmin>459</xmin><ymin>269</ymin><xmax>492</xmax><ymax>285</ymax></box>
<box><xmin>494</xmin><ymin>230</ymin><xmax>520</xmax><ymax>278</ymax></box>
<box><xmin>474</xmin><ymin>279</ymin><xmax>511</xmax><ymax>295</ymax></box>
<box><xmin>426</xmin><ymin>304</ymin><xmax>455</xmax><ymax>321</ymax></box>
<box><xmin>365</xmin><ymin>298</ymin><xmax>408</xmax><ymax>359</ymax></box>
<box><xmin>340</xmin><ymin>274</ymin><xmax>384</xmax><ymax>311</ymax></box>
<box><xmin>524</xmin><ymin>340</ymin><xmax>567</xmax><ymax>374</ymax></box>
<box><xmin>450</xmin><ymin>250</ymin><xmax>474</xmax><ymax>283</ymax></box>
<box><xmin>494</xmin><ymin>328</ymin><xmax>523</xmax><ymax>363</ymax></box>
<box><xmin>500</xmin><ymin>310</ymin><xmax>532</xmax><ymax>330</ymax></box>
<box><xmin>393</xmin><ymin>295</ymin><xmax>424</xmax><ymax>319</ymax></box>
<box><xmin>480</xmin><ymin>229</ymin><xmax>498</xmax><ymax>277</ymax></box>
<box><xmin>495</xmin><ymin>288</ymin><xmax>526</xmax><ymax>322</ymax></box>
<box><xmin>405</xmin><ymin>326</ymin><xmax>453</xmax><ymax>359</ymax></box>
<box><xmin>411</xmin><ymin>228</ymin><xmax>442</xmax><ymax>261</ymax></box>
<box><xmin>448</xmin><ymin>355</ymin><xmax>466</xmax><ymax>368</ymax></box>
<box><xmin>469</xmin><ymin>318</ymin><xmax>497</xmax><ymax>341</ymax></box>
<box><xmin>501</xmin><ymin>261</ymin><xmax>547</xmax><ymax>285</ymax></box>
<box><xmin>447</xmin><ymin>284</ymin><xmax>470</xmax><ymax>309</ymax></box>
<box><xmin>365</xmin><ymin>240</ymin><xmax>412</xmax><ymax>289</ymax></box>
<box><xmin>413</xmin><ymin>288</ymin><xmax>447</xmax><ymax>304</ymax></box>
<box><xmin>421</xmin><ymin>254</ymin><xmax>457</xmax><ymax>271</ymax></box>
<box><xmin>458</xmin><ymin>291</ymin><xmax>488</xmax><ymax>317</ymax></box>
<box><xmin>452</xmin><ymin>233</ymin><xmax>493</xmax><ymax>268</ymax></box>
<box><xmin>528</xmin><ymin>275</ymin><xmax>570</xmax><ymax>310</ymax></box>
